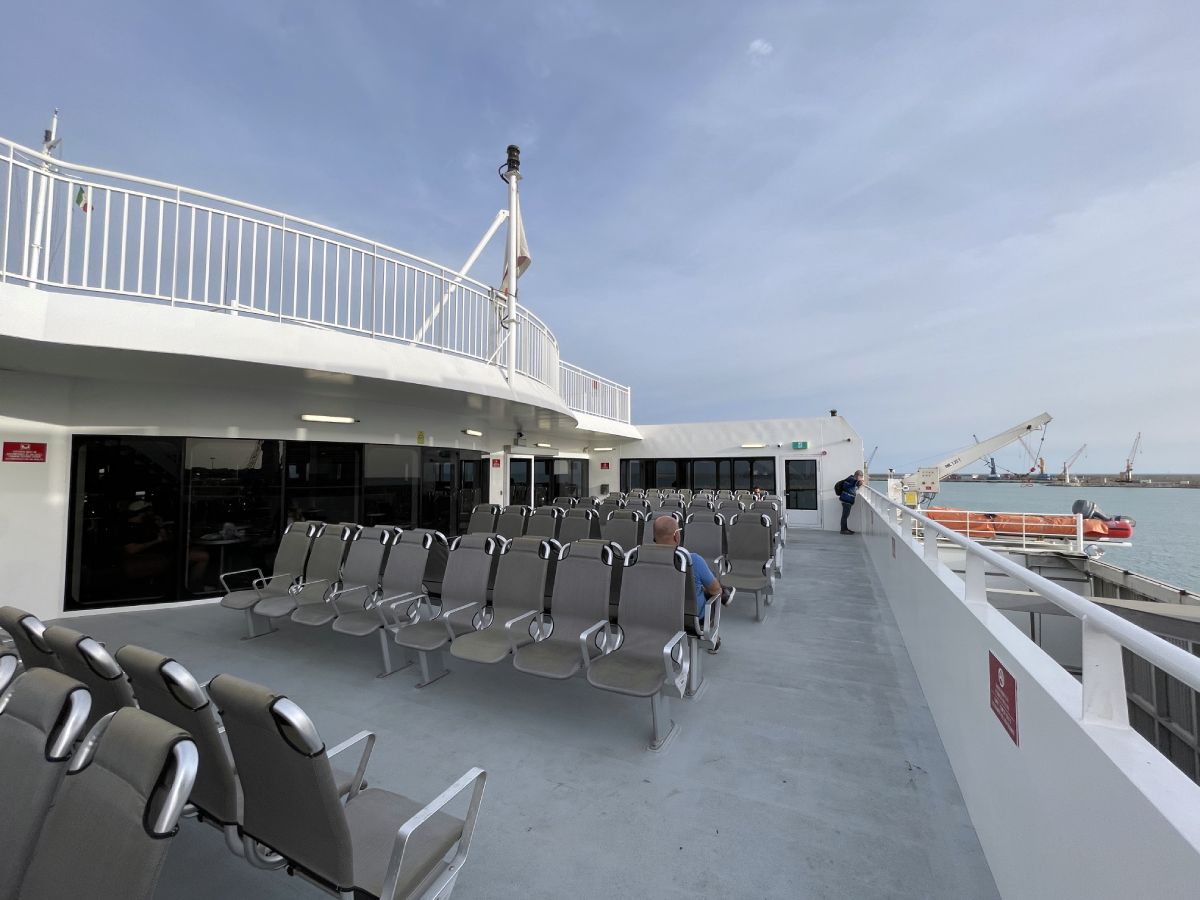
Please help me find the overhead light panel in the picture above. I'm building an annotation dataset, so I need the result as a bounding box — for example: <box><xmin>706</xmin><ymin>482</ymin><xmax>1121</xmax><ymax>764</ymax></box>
<box><xmin>462</xmin><ymin>429</ymin><xmax>483</xmax><ymax>437</ymax></box>
<box><xmin>535</xmin><ymin>442</ymin><xmax>552</xmax><ymax>448</ymax></box>
<box><xmin>300</xmin><ymin>414</ymin><xmax>357</xmax><ymax>424</ymax></box>
<box><xmin>593</xmin><ymin>447</ymin><xmax>614</xmax><ymax>452</ymax></box>
<box><xmin>741</xmin><ymin>442</ymin><xmax>767</xmax><ymax>449</ymax></box>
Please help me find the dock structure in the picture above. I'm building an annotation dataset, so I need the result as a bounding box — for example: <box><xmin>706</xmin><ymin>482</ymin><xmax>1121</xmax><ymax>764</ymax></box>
<box><xmin>57</xmin><ymin>532</ymin><xmax>998</xmax><ymax>899</ymax></box>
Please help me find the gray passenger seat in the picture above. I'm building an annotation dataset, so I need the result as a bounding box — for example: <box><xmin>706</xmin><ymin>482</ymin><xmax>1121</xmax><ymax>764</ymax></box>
<box><xmin>42</xmin><ymin>625</ymin><xmax>136</xmax><ymax>730</ymax></box>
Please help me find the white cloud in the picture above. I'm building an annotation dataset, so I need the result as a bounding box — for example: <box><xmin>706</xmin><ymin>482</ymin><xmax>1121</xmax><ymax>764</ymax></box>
<box><xmin>747</xmin><ymin>38</ymin><xmax>774</xmax><ymax>59</ymax></box>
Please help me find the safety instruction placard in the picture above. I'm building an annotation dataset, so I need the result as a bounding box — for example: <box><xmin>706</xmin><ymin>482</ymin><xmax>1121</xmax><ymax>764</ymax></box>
<box><xmin>3</xmin><ymin>442</ymin><xmax>47</xmax><ymax>462</ymax></box>
<box><xmin>989</xmin><ymin>652</ymin><xmax>1019</xmax><ymax>746</ymax></box>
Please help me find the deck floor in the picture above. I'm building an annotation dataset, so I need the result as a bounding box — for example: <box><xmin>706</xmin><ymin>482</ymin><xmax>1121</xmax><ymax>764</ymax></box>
<box><xmin>58</xmin><ymin>531</ymin><xmax>999</xmax><ymax>899</ymax></box>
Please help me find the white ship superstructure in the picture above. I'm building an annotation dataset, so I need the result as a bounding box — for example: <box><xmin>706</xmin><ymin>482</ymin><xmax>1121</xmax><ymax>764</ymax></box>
<box><xmin>2</xmin><ymin>132</ymin><xmax>1200</xmax><ymax>899</ymax></box>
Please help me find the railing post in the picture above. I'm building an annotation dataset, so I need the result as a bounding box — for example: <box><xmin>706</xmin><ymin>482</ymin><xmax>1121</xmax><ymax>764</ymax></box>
<box><xmin>1075</xmin><ymin>513</ymin><xmax>1085</xmax><ymax>553</ymax></box>
<box><xmin>964</xmin><ymin>553</ymin><xmax>987</xmax><ymax>607</ymax></box>
<box><xmin>923</xmin><ymin>522</ymin><xmax>940</xmax><ymax>565</ymax></box>
<box><xmin>1080</xmin><ymin>617</ymin><xmax>1131</xmax><ymax>728</ymax></box>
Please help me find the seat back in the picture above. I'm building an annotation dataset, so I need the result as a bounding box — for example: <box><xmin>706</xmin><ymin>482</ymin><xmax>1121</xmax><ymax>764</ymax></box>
<box><xmin>397</xmin><ymin>528</ymin><xmax>450</xmax><ymax>595</ymax></box>
<box><xmin>749</xmin><ymin>502</ymin><xmax>782</xmax><ymax>543</ymax></box>
<box><xmin>495</xmin><ymin>505</ymin><xmax>531</xmax><ymax>539</ymax></box>
<box><xmin>340</xmin><ymin>526</ymin><xmax>391</xmax><ymax>598</ymax></box>
<box><xmin>616</xmin><ymin>544</ymin><xmax>689</xmax><ymax>645</ymax></box>
<box><xmin>19</xmin><ymin>707</ymin><xmax>197</xmax><ymax>900</ymax></box>
<box><xmin>381</xmin><ymin>529</ymin><xmax>435</xmax><ymax>600</ymax></box>
<box><xmin>716</xmin><ymin>500</ymin><xmax>744</xmax><ymax>515</ymax></box>
<box><xmin>624</xmin><ymin>498</ymin><xmax>651</xmax><ymax>516</ymax></box>
<box><xmin>303</xmin><ymin>523</ymin><xmax>353</xmax><ymax>588</ymax></box>
<box><xmin>207</xmin><ymin>675</ymin><xmax>354</xmax><ymax>892</ymax></box>
<box><xmin>726</xmin><ymin>513</ymin><xmax>774</xmax><ymax>574</ymax></box>
<box><xmin>440</xmin><ymin>534</ymin><xmax>501</xmax><ymax>629</ymax></box>
<box><xmin>272</xmin><ymin>522</ymin><xmax>317</xmax><ymax>582</ymax></box>
<box><xmin>525</xmin><ymin>507</ymin><xmax>563</xmax><ymax>539</ymax></box>
<box><xmin>42</xmin><ymin>626</ymin><xmax>136</xmax><ymax>730</ymax></box>
<box><xmin>467</xmin><ymin>503</ymin><xmax>500</xmax><ymax>534</ymax></box>
<box><xmin>683</xmin><ymin>513</ymin><xmax>726</xmax><ymax>574</ymax></box>
<box><xmin>575</xmin><ymin>496</ymin><xmax>600</xmax><ymax>510</ymax></box>
<box><xmin>0</xmin><ymin>605</ymin><xmax>60</xmax><ymax>671</ymax></box>
<box><xmin>116</xmin><ymin>644</ymin><xmax>240</xmax><ymax>827</ymax></box>
<box><xmin>0</xmin><ymin>668</ymin><xmax>91</xmax><ymax>895</ymax></box>
<box><xmin>559</xmin><ymin>508</ymin><xmax>601</xmax><ymax>543</ymax></box>
<box><xmin>551</xmin><ymin>496</ymin><xmax>578</xmax><ymax>509</ymax></box>
<box><xmin>687</xmin><ymin>499</ymin><xmax>715</xmax><ymax>513</ymax></box>
<box><xmin>658</xmin><ymin>497</ymin><xmax>685</xmax><ymax>512</ymax></box>
<box><xmin>547</xmin><ymin>540</ymin><xmax>619</xmax><ymax>643</ymax></box>
<box><xmin>715</xmin><ymin>490</ymin><xmax>733</xmax><ymax>500</ymax></box>
<box><xmin>601</xmin><ymin>509</ymin><xmax>644</xmax><ymax>550</ymax></box>
<box><xmin>492</xmin><ymin>537</ymin><xmax>553</xmax><ymax>619</ymax></box>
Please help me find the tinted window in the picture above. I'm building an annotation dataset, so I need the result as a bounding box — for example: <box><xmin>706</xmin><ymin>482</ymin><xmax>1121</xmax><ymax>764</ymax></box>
<box><xmin>786</xmin><ymin>459</ymin><xmax>818</xmax><ymax>510</ymax></box>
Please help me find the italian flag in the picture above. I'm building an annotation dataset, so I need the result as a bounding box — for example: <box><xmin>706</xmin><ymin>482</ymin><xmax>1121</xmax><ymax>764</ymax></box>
<box><xmin>74</xmin><ymin>185</ymin><xmax>89</xmax><ymax>213</ymax></box>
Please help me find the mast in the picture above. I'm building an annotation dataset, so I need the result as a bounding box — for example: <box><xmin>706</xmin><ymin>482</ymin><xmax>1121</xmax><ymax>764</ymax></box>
<box><xmin>503</xmin><ymin>145</ymin><xmax>521</xmax><ymax>383</ymax></box>
<box><xmin>28</xmin><ymin>109</ymin><xmax>61</xmax><ymax>283</ymax></box>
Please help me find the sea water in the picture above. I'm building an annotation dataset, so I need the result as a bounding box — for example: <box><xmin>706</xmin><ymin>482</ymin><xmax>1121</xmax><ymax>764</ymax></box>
<box><xmin>931</xmin><ymin>482</ymin><xmax>1200</xmax><ymax>594</ymax></box>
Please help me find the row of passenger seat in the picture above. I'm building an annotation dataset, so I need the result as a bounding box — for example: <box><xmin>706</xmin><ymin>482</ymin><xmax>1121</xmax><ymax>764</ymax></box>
<box><xmin>0</xmin><ymin>606</ymin><xmax>487</xmax><ymax>900</ymax></box>
<box><xmin>211</xmin><ymin>521</ymin><xmax>725</xmax><ymax>748</ymax></box>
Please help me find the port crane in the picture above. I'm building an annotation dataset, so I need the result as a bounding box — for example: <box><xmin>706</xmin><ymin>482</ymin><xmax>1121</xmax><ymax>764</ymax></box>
<box><xmin>1121</xmin><ymin>433</ymin><xmax>1142</xmax><ymax>482</ymax></box>
<box><xmin>895</xmin><ymin>412</ymin><xmax>1052</xmax><ymax>502</ymax></box>
<box><xmin>1061</xmin><ymin>444</ymin><xmax>1087</xmax><ymax>484</ymax></box>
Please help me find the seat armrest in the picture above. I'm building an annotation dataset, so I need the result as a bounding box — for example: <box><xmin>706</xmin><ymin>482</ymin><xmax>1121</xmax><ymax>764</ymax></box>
<box><xmin>662</xmin><ymin>630</ymin><xmax>690</xmax><ymax>698</ymax></box>
<box><xmin>380</xmin><ymin>591</ymin><xmax>424</xmax><ymax>623</ymax></box>
<box><xmin>439</xmin><ymin>602</ymin><xmax>478</xmax><ymax>641</ymax></box>
<box><xmin>381</xmin><ymin>768</ymin><xmax>488</xmax><ymax>900</ymax></box>
<box><xmin>327</xmin><ymin>730</ymin><xmax>375</xmax><ymax>801</ymax></box>
<box><xmin>220</xmin><ymin>567</ymin><xmax>264</xmax><ymax>593</ymax></box>
<box><xmin>762</xmin><ymin>557</ymin><xmax>774</xmax><ymax>577</ymax></box>
<box><xmin>253</xmin><ymin>571</ymin><xmax>294</xmax><ymax>591</ymax></box>
<box><xmin>578</xmin><ymin>619</ymin><xmax>609</xmax><ymax>669</ymax></box>
<box><xmin>714</xmin><ymin>555</ymin><xmax>731</xmax><ymax>576</ymax></box>
<box><xmin>703</xmin><ymin>594</ymin><xmax>720</xmax><ymax>637</ymax></box>
<box><xmin>504</xmin><ymin>610</ymin><xmax>540</xmax><ymax>654</ymax></box>
<box><xmin>330</xmin><ymin>582</ymin><xmax>371</xmax><ymax>603</ymax></box>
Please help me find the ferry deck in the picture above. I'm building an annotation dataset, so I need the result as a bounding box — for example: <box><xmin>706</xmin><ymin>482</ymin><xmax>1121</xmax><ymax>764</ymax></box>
<box><xmin>56</xmin><ymin>531</ymin><xmax>999</xmax><ymax>900</ymax></box>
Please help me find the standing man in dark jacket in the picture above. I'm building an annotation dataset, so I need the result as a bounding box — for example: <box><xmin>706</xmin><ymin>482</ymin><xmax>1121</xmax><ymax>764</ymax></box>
<box><xmin>839</xmin><ymin>470</ymin><xmax>864</xmax><ymax>535</ymax></box>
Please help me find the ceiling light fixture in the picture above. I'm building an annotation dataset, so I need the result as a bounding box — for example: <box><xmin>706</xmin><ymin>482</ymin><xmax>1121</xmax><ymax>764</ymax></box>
<box><xmin>741</xmin><ymin>442</ymin><xmax>767</xmax><ymax>449</ymax></box>
<box><xmin>300</xmin><ymin>414</ymin><xmax>357</xmax><ymax>424</ymax></box>
<box><xmin>593</xmin><ymin>447</ymin><xmax>614</xmax><ymax>452</ymax></box>
<box><xmin>535</xmin><ymin>442</ymin><xmax>552</xmax><ymax>448</ymax></box>
<box><xmin>462</xmin><ymin>429</ymin><xmax>483</xmax><ymax>437</ymax></box>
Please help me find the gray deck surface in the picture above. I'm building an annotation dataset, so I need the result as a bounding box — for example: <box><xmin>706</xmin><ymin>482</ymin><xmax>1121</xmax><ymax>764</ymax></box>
<box><xmin>58</xmin><ymin>531</ymin><xmax>999</xmax><ymax>899</ymax></box>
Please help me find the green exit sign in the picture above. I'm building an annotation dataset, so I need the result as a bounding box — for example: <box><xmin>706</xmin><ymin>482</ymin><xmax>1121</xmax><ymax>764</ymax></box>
<box><xmin>792</xmin><ymin>441</ymin><xmax>809</xmax><ymax>450</ymax></box>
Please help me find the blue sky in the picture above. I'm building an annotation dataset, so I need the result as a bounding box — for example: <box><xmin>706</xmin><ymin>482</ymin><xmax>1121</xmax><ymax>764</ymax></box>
<box><xmin>3</xmin><ymin>0</ymin><xmax>1199</xmax><ymax>473</ymax></box>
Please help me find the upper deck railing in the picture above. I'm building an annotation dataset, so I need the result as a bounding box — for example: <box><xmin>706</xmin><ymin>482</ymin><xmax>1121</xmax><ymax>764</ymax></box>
<box><xmin>0</xmin><ymin>136</ymin><xmax>631</xmax><ymax>424</ymax></box>
<box><xmin>862</xmin><ymin>487</ymin><xmax>1200</xmax><ymax>720</ymax></box>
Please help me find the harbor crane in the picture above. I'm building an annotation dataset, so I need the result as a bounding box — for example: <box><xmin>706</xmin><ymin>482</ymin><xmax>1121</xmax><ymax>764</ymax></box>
<box><xmin>895</xmin><ymin>412</ymin><xmax>1052</xmax><ymax>502</ymax></box>
<box><xmin>1061</xmin><ymin>444</ymin><xmax>1087</xmax><ymax>484</ymax></box>
<box><xmin>1121</xmin><ymin>433</ymin><xmax>1142</xmax><ymax>482</ymax></box>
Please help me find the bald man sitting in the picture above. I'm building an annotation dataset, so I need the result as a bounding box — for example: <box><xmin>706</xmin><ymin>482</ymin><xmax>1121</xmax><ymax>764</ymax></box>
<box><xmin>653</xmin><ymin>515</ymin><xmax>723</xmax><ymax>649</ymax></box>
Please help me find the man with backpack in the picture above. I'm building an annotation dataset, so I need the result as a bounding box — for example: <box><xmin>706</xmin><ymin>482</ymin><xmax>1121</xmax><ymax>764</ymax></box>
<box><xmin>835</xmin><ymin>470</ymin><xmax>864</xmax><ymax>534</ymax></box>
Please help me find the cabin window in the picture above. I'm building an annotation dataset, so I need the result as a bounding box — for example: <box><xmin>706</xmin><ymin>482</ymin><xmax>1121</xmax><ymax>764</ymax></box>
<box><xmin>691</xmin><ymin>459</ymin><xmax>717</xmax><ymax>490</ymax></box>
<box><xmin>364</xmin><ymin>445</ymin><xmax>420</xmax><ymax>528</ymax></box>
<box><xmin>655</xmin><ymin>460</ymin><xmax>680</xmax><ymax>489</ymax></box>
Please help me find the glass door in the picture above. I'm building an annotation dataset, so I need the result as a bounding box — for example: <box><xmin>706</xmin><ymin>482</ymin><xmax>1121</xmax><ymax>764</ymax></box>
<box><xmin>509</xmin><ymin>456</ymin><xmax>533</xmax><ymax>507</ymax></box>
<box><xmin>457</xmin><ymin>456</ymin><xmax>487</xmax><ymax>533</ymax></box>
<box><xmin>784</xmin><ymin>458</ymin><xmax>820</xmax><ymax>528</ymax></box>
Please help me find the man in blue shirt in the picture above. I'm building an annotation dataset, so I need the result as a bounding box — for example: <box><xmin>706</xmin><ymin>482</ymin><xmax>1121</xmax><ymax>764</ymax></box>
<box><xmin>839</xmin><ymin>470</ymin><xmax>864</xmax><ymax>534</ymax></box>
<box><xmin>653</xmin><ymin>515</ymin><xmax>722</xmax><ymax>624</ymax></box>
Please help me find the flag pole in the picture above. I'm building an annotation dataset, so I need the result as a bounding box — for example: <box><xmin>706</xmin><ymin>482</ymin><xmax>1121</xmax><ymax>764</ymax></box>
<box><xmin>28</xmin><ymin>109</ymin><xmax>61</xmax><ymax>284</ymax></box>
<box><xmin>503</xmin><ymin>145</ymin><xmax>521</xmax><ymax>383</ymax></box>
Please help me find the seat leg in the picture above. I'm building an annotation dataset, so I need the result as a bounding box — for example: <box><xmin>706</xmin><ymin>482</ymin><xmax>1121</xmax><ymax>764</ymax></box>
<box><xmin>754</xmin><ymin>590</ymin><xmax>762</xmax><ymax>622</ymax></box>
<box><xmin>414</xmin><ymin>649</ymin><xmax>450</xmax><ymax>688</ymax></box>
<box><xmin>241</xmin><ymin>609</ymin><xmax>276</xmax><ymax>640</ymax></box>
<box><xmin>377</xmin><ymin>630</ymin><xmax>414</xmax><ymax>678</ymax></box>
<box><xmin>685</xmin><ymin>638</ymin><xmax>706</xmax><ymax>699</ymax></box>
<box><xmin>648</xmin><ymin>691</ymin><xmax>679</xmax><ymax>751</ymax></box>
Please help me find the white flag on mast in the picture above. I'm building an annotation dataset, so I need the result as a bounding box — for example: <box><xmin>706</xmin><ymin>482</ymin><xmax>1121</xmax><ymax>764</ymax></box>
<box><xmin>500</xmin><ymin>197</ymin><xmax>531</xmax><ymax>294</ymax></box>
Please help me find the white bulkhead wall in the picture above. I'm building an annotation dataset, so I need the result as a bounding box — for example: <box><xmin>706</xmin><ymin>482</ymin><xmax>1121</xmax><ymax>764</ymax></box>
<box><xmin>603</xmin><ymin>416</ymin><xmax>864</xmax><ymax>530</ymax></box>
<box><xmin>0</xmin><ymin>367</ymin><xmax>514</xmax><ymax>621</ymax></box>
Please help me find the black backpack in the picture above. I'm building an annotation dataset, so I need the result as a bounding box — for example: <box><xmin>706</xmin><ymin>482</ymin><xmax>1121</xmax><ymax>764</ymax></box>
<box><xmin>833</xmin><ymin>479</ymin><xmax>845</xmax><ymax>496</ymax></box>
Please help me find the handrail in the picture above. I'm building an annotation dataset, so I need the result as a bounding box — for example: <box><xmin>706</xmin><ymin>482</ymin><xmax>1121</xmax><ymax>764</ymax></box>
<box><xmin>559</xmin><ymin>360</ymin><xmax>632</xmax><ymax>423</ymax></box>
<box><xmin>863</xmin><ymin>486</ymin><xmax>1200</xmax><ymax>696</ymax></box>
<box><xmin>0</xmin><ymin>134</ymin><xmax>632</xmax><ymax>422</ymax></box>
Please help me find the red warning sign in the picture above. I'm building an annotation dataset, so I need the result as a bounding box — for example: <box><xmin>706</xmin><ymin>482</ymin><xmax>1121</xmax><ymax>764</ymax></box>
<box><xmin>491</xmin><ymin>458</ymin><xmax>501</xmax><ymax>468</ymax></box>
<box><xmin>600</xmin><ymin>462</ymin><xmax>610</xmax><ymax>470</ymax></box>
<box><xmin>989</xmin><ymin>652</ymin><xmax>1019</xmax><ymax>746</ymax></box>
<box><xmin>3</xmin><ymin>442</ymin><xmax>47</xmax><ymax>463</ymax></box>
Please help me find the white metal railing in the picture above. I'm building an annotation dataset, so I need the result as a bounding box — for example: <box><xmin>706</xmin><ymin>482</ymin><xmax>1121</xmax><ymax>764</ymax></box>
<box><xmin>0</xmin><ymin>135</ymin><xmax>631</xmax><ymax>422</ymax></box>
<box><xmin>559</xmin><ymin>361</ymin><xmax>632</xmax><ymax>423</ymax></box>
<box><xmin>862</xmin><ymin>486</ymin><xmax>1200</xmax><ymax>724</ymax></box>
